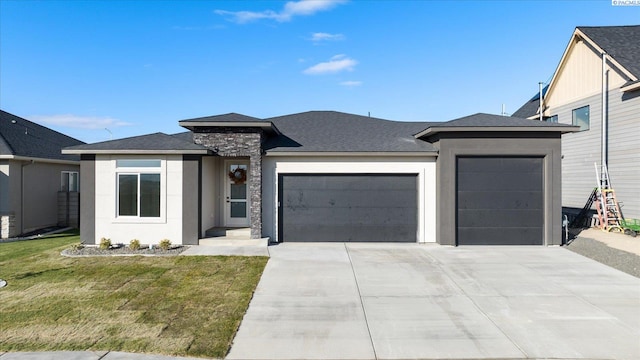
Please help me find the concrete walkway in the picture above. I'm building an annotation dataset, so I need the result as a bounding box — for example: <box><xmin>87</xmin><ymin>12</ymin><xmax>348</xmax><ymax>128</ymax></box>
<box><xmin>227</xmin><ymin>243</ymin><xmax>640</xmax><ymax>360</ymax></box>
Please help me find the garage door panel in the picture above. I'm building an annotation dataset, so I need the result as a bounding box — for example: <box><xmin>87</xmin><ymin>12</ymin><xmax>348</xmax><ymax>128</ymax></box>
<box><xmin>283</xmin><ymin>189</ymin><xmax>416</xmax><ymax>209</ymax></box>
<box><xmin>457</xmin><ymin>157</ymin><xmax>543</xmax><ymax>246</ymax></box>
<box><xmin>457</xmin><ymin>227</ymin><xmax>543</xmax><ymax>245</ymax></box>
<box><xmin>457</xmin><ymin>209</ymin><xmax>543</xmax><ymax>227</ymax></box>
<box><xmin>285</xmin><ymin>175</ymin><xmax>416</xmax><ymax>191</ymax></box>
<box><xmin>283</xmin><ymin>206</ymin><xmax>417</xmax><ymax>226</ymax></box>
<box><xmin>458</xmin><ymin>173</ymin><xmax>542</xmax><ymax>191</ymax></box>
<box><xmin>458</xmin><ymin>191</ymin><xmax>543</xmax><ymax>210</ymax></box>
<box><xmin>280</xmin><ymin>174</ymin><xmax>417</xmax><ymax>242</ymax></box>
<box><xmin>283</xmin><ymin>224</ymin><xmax>416</xmax><ymax>242</ymax></box>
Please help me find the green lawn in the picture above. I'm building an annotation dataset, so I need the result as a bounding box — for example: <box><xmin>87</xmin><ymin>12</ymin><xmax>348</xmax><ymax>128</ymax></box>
<box><xmin>0</xmin><ymin>231</ymin><xmax>268</xmax><ymax>358</ymax></box>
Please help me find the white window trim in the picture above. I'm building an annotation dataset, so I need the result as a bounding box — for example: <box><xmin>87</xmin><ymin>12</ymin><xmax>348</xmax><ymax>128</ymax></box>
<box><xmin>113</xmin><ymin>160</ymin><xmax>166</xmax><ymax>224</ymax></box>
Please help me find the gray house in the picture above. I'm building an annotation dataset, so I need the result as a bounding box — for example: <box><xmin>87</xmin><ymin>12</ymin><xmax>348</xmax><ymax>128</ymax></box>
<box><xmin>0</xmin><ymin>110</ymin><xmax>84</xmax><ymax>238</ymax></box>
<box><xmin>64</xmin><ymin>111</ymin><xmax>576</xmax><ymax>246</ymax></box>
<box><xmin>514</xmin><ymin>25</ymin><xmax>640</xmax><ymax>220</ymax></box>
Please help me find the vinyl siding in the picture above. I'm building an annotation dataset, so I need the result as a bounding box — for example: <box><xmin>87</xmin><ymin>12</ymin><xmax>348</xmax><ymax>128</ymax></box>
<box><xmin>546</xmin><ymin>37</ymin><xmax>627</xmax><ymax>110</ymax></box>
<box><xmin>552</xmin><ymin>90</ymin><xmax>640</xmax><ymax>219</ymax></box>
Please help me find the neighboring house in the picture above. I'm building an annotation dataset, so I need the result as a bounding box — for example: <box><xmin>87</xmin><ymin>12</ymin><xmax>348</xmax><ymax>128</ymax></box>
<box><xmin>64</xmin><ymin>111</ymin><xmax>576</xmax><ymax>246</ymax></box>
<box><xmin>513</xmin><ymin>25</ymin><xmax>640</xmax><ymax>220</ymax></box>
<box><xmin>0</xmin><ymin>110</ymin><xmax>85</xmax><ymax>238</ymax></box>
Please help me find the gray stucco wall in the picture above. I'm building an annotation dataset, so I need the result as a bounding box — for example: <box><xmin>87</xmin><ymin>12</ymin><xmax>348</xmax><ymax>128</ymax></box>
<box><xmin>80</xmin><ymin>155</ymin><xmax>96</xmax><ymax>244</ymax></box>
<box><xmin>431</xmin><ymin>132</ymin><xmax>563</xmax><ymax>246</ymax></box>
<box><xmin>193</xmin><ymin>128</ymin><xmax>264</xmax><ymax>239</ymax></box>
<box><xmin>182</xmin><ymin>155</ymin><xmax>200</xmax><ymax>245</ymax></box>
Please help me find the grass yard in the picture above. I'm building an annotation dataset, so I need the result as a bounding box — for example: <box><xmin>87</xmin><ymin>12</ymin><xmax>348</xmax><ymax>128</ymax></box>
<box><xmin>0</xmin><ymin>231</ymin><xmax>268</xmax><ymax>358</ymax></box>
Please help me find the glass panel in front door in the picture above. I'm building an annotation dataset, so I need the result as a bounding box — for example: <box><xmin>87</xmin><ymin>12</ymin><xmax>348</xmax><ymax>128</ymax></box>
<box><xmin>228</xmin><ymin>164</ymin><xmax>248</xmax><ymax>221</ymax></box>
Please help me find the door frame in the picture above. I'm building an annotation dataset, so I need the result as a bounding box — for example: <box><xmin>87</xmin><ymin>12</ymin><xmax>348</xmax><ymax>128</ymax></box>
<box><xmin>223</xmin><ymin>159</ymin><xmax>250</xmax><ymax>227</ymax></box>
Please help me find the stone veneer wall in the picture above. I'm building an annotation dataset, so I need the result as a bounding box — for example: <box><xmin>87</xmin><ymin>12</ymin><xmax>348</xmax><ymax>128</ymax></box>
<box><xmin>193</xmin><ymin>128</ymin><xmax>263</xmax><ymax>239</ymax></box>
<box><xmin>1</xmin><ymin>213</ymin><xmax>16</xmax><ymax>239</ymax></box>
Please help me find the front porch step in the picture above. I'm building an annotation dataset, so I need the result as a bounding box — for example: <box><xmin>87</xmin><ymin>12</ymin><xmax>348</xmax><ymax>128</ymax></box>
<box><xmin>204</xmin><ymin>227</ymin><xmax>250</xmax><ymax>238</ymax></box>
<box><xmin>198</xmin><ymin>237</ymin><xmax>269</xmax><ymax>247</ymax></box>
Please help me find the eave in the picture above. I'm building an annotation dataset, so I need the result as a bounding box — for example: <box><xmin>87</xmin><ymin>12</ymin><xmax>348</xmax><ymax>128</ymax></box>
<box><xmin>414</xmin><ymin>126</ymin><xmax>579</xmax><ymax>138</ymax></box>
<box><xmin>61</xmin><ymin>149</ymin><xmax>211</xmax><ymax>155</ymax></box>
<box><xmin>265</xmin><ymin>151</ymin><xmax>438</xmax><ymax>157</ymax></box>
<box><xmin>0</xmin><ymin>155</ymin><xmax>80</xmax><ymax>165</ymax></box>
<box><xmin>179</xmin><ymin>121</ymin><xmax>280</xmax><ymax>135</ymax></box>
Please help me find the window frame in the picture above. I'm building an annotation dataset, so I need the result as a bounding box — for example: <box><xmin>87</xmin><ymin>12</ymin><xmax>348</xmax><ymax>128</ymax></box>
<box><xmin>572</xmin><ymin>105</ymin><xmax>590</xmax><ymax>131</ymax></box>
<box><xmin>546</xmin><ymin>115</ymin><xmax>558</xmax><ymax>123</ymax></box>
<box><xmin>114</xmin><ymin>159</ymin><xmax>165</xmax><ymax>222</ymax></box>
<box><xmin>61</xmin><ymin>171</ymin><xmax>79</xmax><ymax>192</ymax></box>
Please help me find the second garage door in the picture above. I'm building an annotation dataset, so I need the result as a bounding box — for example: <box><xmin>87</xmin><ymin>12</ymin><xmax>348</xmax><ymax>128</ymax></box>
<box><xmin>457</xmin><ymin>157</ymin><xmax>544</xmax><ymax>245</ymax></box>
<box><xmin>278</xmin><ymin>174</ymin><xmax>417</xmax><ymax>242</ymax></box>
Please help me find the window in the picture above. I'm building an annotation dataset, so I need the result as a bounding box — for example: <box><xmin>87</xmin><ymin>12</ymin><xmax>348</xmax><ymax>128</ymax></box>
<box><xmin>116</xmin><ymin>159</ymin><xmax>161</xmax><ymax>218</ymax></box>
<box><xmin>546</xmin><ymin>115</ymin><xmax>558</xmax><ymax>123</ymax></box>
<box><xmin>61</xmin><ymin>171</ymin><xmax>79</xmax><ymax>192</ymax></box>
<box><xmin>572</xmin><ymin>105</ymin><xmax>589</xmax><ymax>131</ymax></box>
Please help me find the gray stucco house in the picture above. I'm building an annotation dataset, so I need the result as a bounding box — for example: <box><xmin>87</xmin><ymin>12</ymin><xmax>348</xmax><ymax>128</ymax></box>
<box><xmin>1</xmin><ymin>110</ymin><xmax>84</xmax><ymax>238</ymax></box>
<box><xmin>64</xmin><ymin>111</ymin><xmax>576</xmax><ymax>246</ymax></box>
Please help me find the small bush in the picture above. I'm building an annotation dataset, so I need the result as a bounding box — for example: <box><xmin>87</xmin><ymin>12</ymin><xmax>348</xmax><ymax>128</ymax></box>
<box><xmin>69</xmin><ymin>243</ymin><xmax>84</xmax><ymax>251</ymax></box>
<box><xmin>158</xmin><ymin>239</ymin><xmax>171</xmax><ymax>250</ymax></box>
<box><xmin>99</xmin><ymin>237</ymin><xmax>112</xmax><ymax>250</ymax></box>
<box><xmin>129</xmin><ymin>239</ymin><xmax>141</xmax><ymax>251</ymax></box>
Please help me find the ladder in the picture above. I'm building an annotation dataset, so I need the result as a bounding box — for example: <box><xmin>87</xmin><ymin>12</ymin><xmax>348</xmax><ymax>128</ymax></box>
<box><xmin>594</xmin><ymin>163</ymin><xmax>623</xmax><ymax>232</ymax></box>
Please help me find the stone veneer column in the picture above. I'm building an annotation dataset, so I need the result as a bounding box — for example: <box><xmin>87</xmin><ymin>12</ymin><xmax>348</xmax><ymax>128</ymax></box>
<box><xmin>1</xmin><ymin>213</ymin><xmax>16</xmax><ymax>239</ymax></box>
<box><xmin>193</xmin><ymin>128</ymin><xmax>263</xmax><ymax>239</ymax></box>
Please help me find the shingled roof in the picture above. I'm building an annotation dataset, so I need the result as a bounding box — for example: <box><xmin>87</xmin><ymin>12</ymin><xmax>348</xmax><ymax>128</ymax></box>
<box><xmin>63</xmin><ymin>132</ymin><xmax>209</xmax><ymax>154</ymax></box>
<box><xmin>414</xmin><ymin>113</ymin><xmax>578</xmax><ymax>138</ymax></box>
<box><xmin>0</xmin><ymin>110</ymin><xmax>84</xmax><ymax>162</ymax></box>
<box><xmin>264</xmin><ymin>111</ymin><xmax>438</xmax><ymax>153</ymax></box>
<box><xmin>579</xmin><ymin>25</ymin><xmax>640</xmax><ymax>78</ymax></box>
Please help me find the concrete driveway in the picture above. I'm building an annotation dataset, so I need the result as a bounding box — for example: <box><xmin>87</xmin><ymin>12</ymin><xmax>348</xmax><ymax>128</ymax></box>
<box><xmin>227</xmin><ymin>243</ymin><xmax>640</xmax><ymax>360</ymax></box>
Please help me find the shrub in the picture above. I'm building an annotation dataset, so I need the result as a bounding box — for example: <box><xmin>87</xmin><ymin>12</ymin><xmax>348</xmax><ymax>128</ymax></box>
<box><xmin>99</xmin><ymin>237</ymin><xmax>112</xmax><ymax>250</ymax></box>
<box><xmin>158</xmin><ymin>239</ymin><xmax>171</xmax><ymax>250</ymax></box>
<box><xmin>129</xmin><ymin>239</ymin><xmax>141</xmax><ymax>251</ymax></box>
<box><xmin>69</xmin><ymin>242</ymin><xmax>84</xmax><ymax>251</ymax></box>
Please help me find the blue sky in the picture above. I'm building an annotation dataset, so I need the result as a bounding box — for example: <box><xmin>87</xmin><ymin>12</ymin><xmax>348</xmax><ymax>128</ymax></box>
<box><xmin>1</xmin><ymin>0</ymin><xmax>639</xmax><ymax>143</ymax></box>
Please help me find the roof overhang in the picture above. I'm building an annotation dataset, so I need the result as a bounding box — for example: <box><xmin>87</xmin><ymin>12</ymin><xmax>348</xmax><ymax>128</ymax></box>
<box><xmin>0</xmin><ymin>155</ymin><xmax>80</xmax><ymax>165</ymax></box>
<box><xmin>179</xmin><ymin>121</ymin><xmax>280</xmax><ymax>135</ymax></box>
<box><xmin>61</xmin><ymin>149</ymin><xmax>211</xmax><ymax>155</ymax></box>
<box><xmin>265</xmin><ymin>151</ymin><xmax>438</xmax><ymax>157</ymax></box>
<box><xmin>414</xmin><ymin>125</ymin><xmax>579</xmax><ymax>138</ymax></box>
<box><xmin>621</xmin><ymin>81</ymin><xmax>640</xmax><ymax>92</ymax></box>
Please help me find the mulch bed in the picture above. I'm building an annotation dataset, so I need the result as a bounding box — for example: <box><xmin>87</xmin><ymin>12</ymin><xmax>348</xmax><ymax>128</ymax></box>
<box><xmin>62</xmin><ymin>244</ymin><xmax>189</xmax><ymax>257</ymax></box>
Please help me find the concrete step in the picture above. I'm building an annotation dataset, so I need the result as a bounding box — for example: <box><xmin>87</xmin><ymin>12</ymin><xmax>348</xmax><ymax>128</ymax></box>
<box><xmin>204</xmin><ymin>227</ymin><xmax>250</xmax><ymax>238</ymax></box>
<box><xmin>198</xmin><ymin>237</ymin><xmax>269</xmax><ymax>247</ymax></box>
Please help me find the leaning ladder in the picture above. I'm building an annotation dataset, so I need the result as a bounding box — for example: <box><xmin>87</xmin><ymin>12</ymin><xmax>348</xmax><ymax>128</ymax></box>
<box><xmin>594</xmin><ymin>163</ymin><xmax>623</xmax><ymax>231</ymax></box>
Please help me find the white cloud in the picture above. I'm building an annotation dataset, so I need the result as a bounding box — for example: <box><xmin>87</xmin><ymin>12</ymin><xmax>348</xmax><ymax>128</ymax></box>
<box><xmin>215</xmin><ymin>0</ymin><xmax>347</xmax><ymax>24</ymax></box>
<box><xmin>340</xmin><ymin>80</ymin><xmax>362</xmax><ymax>87</ymax></box>
<box><xmin>310</xmin><ymin>32</ymin><xmax>345</xmax><ymax>42</ymax></box>
<box><xmin>31</xmin><ymin>114</ymin><xmax>132</xmax><ymax>129</ymax></box>
<box><xmin>303</xmin><ymin>54</ymin><xmax>357</xmax><ymax>75</ymax></box>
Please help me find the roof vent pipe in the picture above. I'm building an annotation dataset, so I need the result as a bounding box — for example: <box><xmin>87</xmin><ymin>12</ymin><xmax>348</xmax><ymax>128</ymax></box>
<box><xmin>539</xmin><ymin>82</ymin><xmax>544</xmax><ymax>121</ymax></box>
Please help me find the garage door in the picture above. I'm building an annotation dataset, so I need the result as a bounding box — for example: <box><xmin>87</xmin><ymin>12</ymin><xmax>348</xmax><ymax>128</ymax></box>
<box><xmin>457</xmin><ymin>157</ymin><xmax>543</xmax><ymax>245</ymax></box>
<box><xmin>278</xmin><ymin>174</ymin><xmax>417</xmax><ymax>242</ymax></box>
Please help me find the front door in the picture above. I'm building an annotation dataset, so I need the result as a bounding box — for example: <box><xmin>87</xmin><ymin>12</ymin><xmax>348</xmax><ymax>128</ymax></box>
<box><xmin>225</xmin><ymin>161</ymin><xmax>250</xmax><ymax>227</ymax></box>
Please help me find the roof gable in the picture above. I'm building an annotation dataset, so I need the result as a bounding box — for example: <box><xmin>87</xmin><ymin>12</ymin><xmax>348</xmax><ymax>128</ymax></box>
<box><xmin>0</xmin><ymin>110</ymin><xmax>84</xmax><ymax>161</ymax></box>
<box><xmin>514</xmin><ymin>25</ymin><xmax>640</xmax><ymax>118</ymax></box>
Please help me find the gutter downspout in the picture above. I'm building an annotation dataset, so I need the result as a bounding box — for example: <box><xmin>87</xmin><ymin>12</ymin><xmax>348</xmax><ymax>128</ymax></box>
<box><xmin>539</xmin><ymin>82</ymin><xmax>544</xmax><ymax>121</ymax></box>
<box><xmin>20</xmin><ymin>160</ymin><xmax>34</xmax><ymax>235</ymax></box>
<box><xmin>601</xmin><ymin>52</ymin><xmax>607</xmax><ymax>172</ymax></box>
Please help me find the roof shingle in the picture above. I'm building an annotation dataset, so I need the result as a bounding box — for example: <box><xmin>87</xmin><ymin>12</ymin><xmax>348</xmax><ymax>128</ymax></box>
<box><xmin>0</xmin><ymin>110</ymin><xmax>84</xmax><ymax>161</ymax></box>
